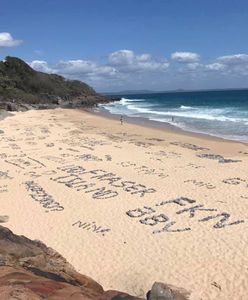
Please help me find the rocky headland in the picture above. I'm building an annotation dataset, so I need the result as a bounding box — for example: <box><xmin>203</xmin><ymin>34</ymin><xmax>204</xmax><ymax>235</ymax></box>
<box><xmin>0</xmin><ymin>56</ymin><xmax>119</xmax><ymax>112</ymax></box>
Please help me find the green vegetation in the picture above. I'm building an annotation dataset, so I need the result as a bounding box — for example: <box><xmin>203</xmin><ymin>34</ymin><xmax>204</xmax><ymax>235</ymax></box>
<box><xmin>0</xmin><ymin>56</ymin><xmax>97</xmax><ymax>104</ymax></box>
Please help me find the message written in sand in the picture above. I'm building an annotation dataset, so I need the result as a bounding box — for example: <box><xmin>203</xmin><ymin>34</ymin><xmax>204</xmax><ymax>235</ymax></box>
<box><xmin>126</xmin><ymin>197</ymin><xmax>244</xmax><ymax>234</ymax></box>
<box><xmin>59</xmin><ymin>135</ymin><xmax>112</xmax><ymax>151</ymax></box>
<box><xmin>0</xmin><ymin>185</ymin><xmax>8</xmax><ymax>193</ymax></box>
<box><xmin>59</xmin><ymin>153</ymin><xmax>112</xmax><ymax>163</ymax></box>
<box><xmin>170</xmin><ymin>141</ymin><xmax>210</xmax><ymax>151</ymax></box>
<box><xmin>50</xmin><ymin>164</ymin><xmax>156</xmax><ymax>199</ymax></box>
<box><xmin>24</xmin><ymin>181</ymin><xmax>64</xmax><ymax>212</ymax></box>
<box><xmin>72</xmin><ymin>220</ymin><xmax>111</xmax><ymax>237</ymax></box>
<box><xmin>222</xmin><ymin>177</ymin><xmax>247</xmax><ymax>187</ymax></box>
<box><xmin>145</xmin><ymin>150</ymin><xmax>182</xmax><ymax>162</ymax></box>
<box><xmin>197</xmin><ymin>153</ymin><xmax>241</xmax><ymax>163</ymax></box>
<box><xmin>117</xmin><ymin>161</ymin><xmax>168</xmax><ymax>179</ymax></box>
<box><xmin>5</xmin><ymin>157</ymin><xmax>46</xmax><ymax>170</ymax></box>
<box><xmin>184</xmin><ymin>179</ymin><xmax>216</xmax><ymax>189</ymax></box>
<box><xmin>0</xmin><ymin>170</ymin><xmax>13</xmax><ymax>180</ymax></box>
<box><xmin>42</xmin><ymin>155</ymin><xmax>69</xmax><ymax>165</ymax></box>
<box><xmin>128</xmin><ymin>139</ymin><xmax>154</xmax><ymax>148</ymax></box>
<box><xmin>23</xmin><ymin>170</ymin><xmax>57</xmax><ymax>178</ymax></box>
<box><xmin>187</xmin><ymin>163</ymin><xmax>205</xmax><ymax>169</ymax></box>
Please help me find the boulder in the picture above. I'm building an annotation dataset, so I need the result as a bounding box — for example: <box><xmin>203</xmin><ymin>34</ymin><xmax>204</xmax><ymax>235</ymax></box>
<box><xmin>147</xmin><ymin>282</ymin><xmax>191</xmax><ymax>300</ymax></box>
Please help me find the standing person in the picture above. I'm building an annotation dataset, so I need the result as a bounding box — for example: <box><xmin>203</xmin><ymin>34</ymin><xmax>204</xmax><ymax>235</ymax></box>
<box><xmin>120</xmin><ymin>115</ymin><xmax>124</xmax><ymax>125</ymax></box>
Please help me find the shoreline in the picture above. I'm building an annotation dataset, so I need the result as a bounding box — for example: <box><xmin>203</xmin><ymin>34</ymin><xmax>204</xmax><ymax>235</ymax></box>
<box><xmin>87</xmin><ymin>106</ymin><xmax>248</xmax><ymax>147</ymax></box>
<box><xmin>2</xmin><ymin>104</ymin><xmax>248</xmax><ymax>145</ymax></box>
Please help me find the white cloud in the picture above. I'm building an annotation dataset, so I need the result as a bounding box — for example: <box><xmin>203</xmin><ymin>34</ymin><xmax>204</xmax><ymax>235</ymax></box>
<box><xmin>55</xmin><ymin>60</ymin><xmax>117</xmax><ymax>77</ymax></box>
<box><xmin>0</xmin><ymin>32</ymin><xmax>22</xmax><ymax>48</ymax></box>
<box><xmin>215</xmin><ymin>54</ymin><xmax>248</xmax><ymax>75</ymax></box>
<box><xmin>55</xmin><ymin>60</ymin><xmax>98</xmax><ymax>75</ymax></box>
<box><xmin>171</xmin><ymin>51</ymin><xmax>200</xmax><ymax>63</ymax></box>
<box><xmin>217</xmin><ymin>54</ymin><xmax>248</xmax><ymax>65</ymax></box>
<box><xmin>29</xmin><ymin>60</ymin><xmax>54</xmax><ymax>73</ymax></box>
<box><xmin>29</xmin><ymin>51</ymin><xmax>169</xmax><ymax>91</ymax></box>
<box><xmin>185</xmin><ymin>63</ymin><xmax>202</xmax><ymax>70</ymax></box>
<box><xmin>205</xmin><ymin>62</ymin><xmax>225</xmax><ymax>71</ymax></box>
<box><xmin>109</xmin><ymin>50</ymin><xmax>135</xmax><ymax>66</ymax></box>
<box><xmin>30</xmin><ymin>59</ymin><xmax>117</xmax><ymax>80</ymax></box>
<box><xmin>28</xmin><ymin>50</ymin><xmax>248</xmax><ymax>91</ymax></box>
<box><xmin>108</xmin><ymin>50</ymin><xmax>169</xmax><ymax>72</ymax></box>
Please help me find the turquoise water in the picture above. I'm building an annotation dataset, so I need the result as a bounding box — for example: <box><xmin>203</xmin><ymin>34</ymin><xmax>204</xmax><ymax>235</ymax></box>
<box><xmin>102</xmin><ymin>90</ymin><xmax>248</xmax><ymax>142</ymax></box>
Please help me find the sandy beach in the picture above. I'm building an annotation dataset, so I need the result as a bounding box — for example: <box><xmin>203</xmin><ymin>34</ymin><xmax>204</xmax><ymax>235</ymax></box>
<box><xmin>0</xmin><ymin>108</ymin><xmax>248</xmax><ymax>300</ymax></box>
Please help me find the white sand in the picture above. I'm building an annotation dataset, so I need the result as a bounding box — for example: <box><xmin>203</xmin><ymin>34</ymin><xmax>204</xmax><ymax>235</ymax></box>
<box><xmin>0</xmin><ymin>108</ymin><xmax>248</xmax><ymax>300</ymax></box>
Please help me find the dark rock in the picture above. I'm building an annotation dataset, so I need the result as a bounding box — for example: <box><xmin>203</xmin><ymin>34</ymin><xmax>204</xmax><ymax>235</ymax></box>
<box><xmin>6</xmin><ymin>102</ymin><xmax>19</xmax><ymax>111</ymax></box>
<box><xmin>0</xmin><ymin>216</ymin><xmax>9</xmax><ymax>223</ymax></box>
<box><xmin>147</xmin><ymin>282</ymin><xmax>191</xmax><ymax>300</ymax></box>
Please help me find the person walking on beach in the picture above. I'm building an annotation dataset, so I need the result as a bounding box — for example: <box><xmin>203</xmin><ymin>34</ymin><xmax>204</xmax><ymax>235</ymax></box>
<box><xmin>120</xmin><ymin>115</ymin><xmax>124</xmax><ymax>125</ymax></box>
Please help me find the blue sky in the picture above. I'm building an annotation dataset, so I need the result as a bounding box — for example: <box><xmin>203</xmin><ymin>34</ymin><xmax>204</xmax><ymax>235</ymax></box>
<box><xmin>1</xmin><ymin>0</ymin><xmax>248</xmax><ymax>92</ymax></box>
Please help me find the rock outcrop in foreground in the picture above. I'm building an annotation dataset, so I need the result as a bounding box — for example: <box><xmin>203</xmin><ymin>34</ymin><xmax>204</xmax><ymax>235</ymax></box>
<box><xmin>0</xmin><ymin>57</ymin><xmax>117</xmax><ymax>111</ymax></box>
<box><xmin>0</xmin><ymin>225</ymin><xmax>190</xmax><ymax>299</ymax></box>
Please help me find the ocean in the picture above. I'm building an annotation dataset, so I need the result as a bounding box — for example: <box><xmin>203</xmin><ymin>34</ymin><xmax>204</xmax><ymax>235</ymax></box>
<box><xmin>101</xmin><ymin>89</ymin><xmax>248</xmax><ymax>142</ymax></box>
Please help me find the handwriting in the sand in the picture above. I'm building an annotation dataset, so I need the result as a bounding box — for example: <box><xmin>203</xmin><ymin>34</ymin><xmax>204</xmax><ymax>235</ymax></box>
<box><xmin>4</xmin><ymin>157</ymin><xmax>46</xmax><ymax>170</ymax></box>
<box><xmin>59</xmin><ymin>153</ymin><xmax>112</xmax><ymax>162</ymax></box>
<box><xmin>50</xmin><ymin>164</ymin><xmax>156</xmax><ymax>199</ymax></box>
<box><xmin>184</xmin><ymin>179</ymin><xmax>216</xmax><ymax>189</ymax></box>
<box><xmin>8</xmin><ymin>143</ymin><xmax>21</xmax><ymax>150</ymax></box>
<box><xmin>145</xmin><ymin>150</ymin><xmax>181</xmax><ymax>161</ymax></box>
<box><xmin>24</xmin><ymin>181</ymin><xmax>64</xmax><ymax>212</ymax></box>
<box><xmin>77</xmin><ymin>153</ymin><xmax>103</xmax><ymax>161</ymax></box>
<box><xmin>41</xmin><ymin>155</ymin><xmax>69</xmax><ymax>164</ymax></box>
<box><xmin>170</xmin><ymin>141</ymin><xmax>210</xmax><ymax>151</ymax></box>
<box><xmin>0</xmin><ymin>170</ymin><xmax>13</xmax><ymax>180</ymax></box>
<box><xmin>59</xmin><ymin>135</ymin><xmax>112</xmax><ymax>151</ymax></box>
<box><xmin>0</xmin><ymin>185</ymin><xmax>8</xmax><ymax>193</ymax></box>
<box><xmin>72</xmin><ymin>220</ymin><xmax>111</xmax><ymax>237</ymax></box>
<box><xmin>187</xmin><ymin>163</ymin><xmax>205</xmax><ymax>169</ymax></box>
<box><xmin>222</xmin><ymin>177</ymin><xmax>247</xmax><ymax>186</ymax></box>
<box><xmin>24</xmin><ymin>170</ymin><xmax>57</xmax><ymax>178</ymax></box>
<box><xmin>126</xmin><ymin>197</ymin><xmax>244</xmax><ymax>233</ymax></box>
<box><xmin>197</xmin><ymin>153</ymin><xmax>241</xmax><ymax>163</ymax></box>
<box><xmin>118</xmin><ymin>161</ymin><xmax>168</xmax><ymax>179</ymax></box>
<box><xmin>128</xmin><ymin>139</ymin><xmax>154</xmax><ymax>148</ymax></box>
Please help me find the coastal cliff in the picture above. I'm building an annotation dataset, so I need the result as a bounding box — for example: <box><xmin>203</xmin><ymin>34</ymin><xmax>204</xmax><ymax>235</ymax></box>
<box><xmin>0</xmin><ymin>56</ymin><xmax>116</xmax><ymax>111</ymax></box>
<box><xmin>0</xmin><ymin>225</ymin><xmax>190</xmax><ymax>299</ymax></box>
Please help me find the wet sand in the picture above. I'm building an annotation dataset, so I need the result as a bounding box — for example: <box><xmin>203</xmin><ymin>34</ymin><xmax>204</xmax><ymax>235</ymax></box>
<box><xmin>0</xmin><ymin>108</ymin><xmax>248</xmax><ymax>300</ymax></box>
